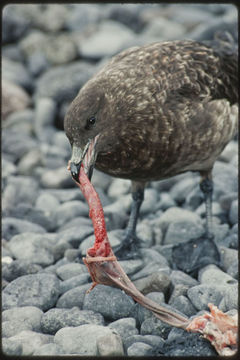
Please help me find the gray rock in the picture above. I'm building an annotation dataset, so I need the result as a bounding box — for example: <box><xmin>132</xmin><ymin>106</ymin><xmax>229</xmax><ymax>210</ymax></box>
<box><xmin>106</xmin><ymin>3</ymin><xmax>148</xmax><ymax>32</ymax></box>
<box><xmin>8</xmin><ymin>232</ymin><xmax>55</xmax><ymax>266</ymax></box>
<box><xmin>35</xmin><ymin>192</ymin><xmax>60</xmax><ymax>214</ymax></box>
<box><xmin>165</xmin><ymin>326</ymin><xmax>216</xmax><ymax>356</ymax></box>
<box><xmin>2</xmin><ymin>57</ymin><xmax>33</xmax><ymax>91</ymax></box>
<box><xmin>2</xmin><ymin>80</ymin><xmax>31</xmax><ymax>120</ymax></box>
<box><xmin>33</xmin><ymin>343</ymin><xmax>64</xmax><ymax>356</ymax></box>
<box><xmin>56</xmin><ymin>263</ymin><xmax>88</xmax><ymax>280</ymax></box>
<box><xmin>170</xmin><ymin>176</ymin><xmax>200</xmax><ymax>203</ymax></box>
<box><xmin>2</xmin><ymin>44</ymin><xmax>24</xmax><ymax>62</ymax></box>
<box><xmin>78</xmin><ymin>20</ymin><xmax>135</xmax><ymax>59</ymax></box>
<box><xmin>40</xmin><ymin>166</ymin><xmax>75</xmax><ymax>189</ymax></box>
<box><xmin>220</xmin><ymin>246</ymin><xmax>238</xmax><ymax>272</ymax></box>
<box><xmin>131</xmin><ymin>263</ymin><xmax>170</xmax><ymax>281</ymax></box>
<box><xmin>2</xmin><ymin>306</ymin><xmax>43</xmax><ymax>332</ymax></box>
<box><xmin>226</xmin><ymin>260</ymin><xmax>238</xmax><ymax>279</ymax></box>
<box><xmin>219</xmin><ymin>283</ymin><xmax>238</xmax><ymax>311</ymax></box>
<box><xmin>53</xmin><ymin>200</ymin><xmax>89</xmax><ymax>228</ymax></box>
<box><xmin>1</xmin><ymin>157</ymin><xmax>17</xmax><ymax>181</ymax></box>
<box><xmin>187</xmin><ymin>284</ymin><xmax>224</xmax><ymax>310</ymax></box>
<box><xmin>2</xmin><ymin>218</ymin><xmax>46</xmax><ymax>241</ymax></box>
<box><xmin>170</xmin><ymin>270</ymin><xmax>199</xmax><ymax>287</ymax></box>
<box><xmin>158</xmin><ymin>207</ymin><xmax>202</xmax><ymax>235</ymax></box>
<box><xmin>2</xmin><ymin>273</ymin><xmax>60</xmax><ymax>311</ymax></box>
<box><xmin>40</xmin><ymin>188</ymin><xmax>84</xmax><ymax>203</ymax></box>
<box><xmin>157</xmin><ymin>192</ymin><xmax>176</xmax><ymax>211</ymax></box>
<box><xmin>97</xmin><ymin>333</ymin><xmax>124</xmax><ymax>356</ymax></box>
<box><xmin>17</xmin><ymin>149</ymin><xmax>44</xmax><ymax>176</ymax></box>
<box><xmin>140</xmin><ymin>316</ymin><xmax>172</xmax><ymax>339</ymax></box>
<box><xmin>143</xmin><ymin>17</ymin><xmax>186</xmax><ymax>40</ymax></box>
<box><xmin>157</xmin><ymin>244</ymin><xmax>173</xmax><ymax>264</ymax></box>
<box><xmin>136</xmin><ymin>219</ymin><xmax>154</xmax><ymax>247</ymax></box>
<box><xmin>35</xmin><ymin>61</ymin><xmax>95</xmax><ymax>105</ymax></box>
<box><xmin>168</xmin><ymin>295</ymin><xmax>197</xmax><ymax>317</ymax></box>
<box><xmin>140</xmin><ymin>188</ymin><xmax>160</xmax><ymax>214</ymax></box>
<box><xmin>103</xmin><ymin>205</ymin><xmax>127</xmax><ymax>231</ymax></box>
<box><xmin>34</xmin><ymin>97</ymin><xmax>57</xmax><ymax>141</ymax></box>
<box><xmin>108</xmin><ymin>317</ymin><xmax>138</xmax><ymax>339</ymax></box>
<box><xmin>7</xmin><ymin>330</ymin><xmax>53</xmax><ymax>356</ymax></box>
<box><xmin>2</xmin><ymin>128</ymin><xmax>37</xmax><ymax>164</ymax></box>
<box><xmin>229</xmin><ymin>200</ymin><xmax>238</xmax><ymax>225</ymax></box>
<box><xmin>57</xmin><ymin>216</ymin><xmax>91</xmax><ymax>231</ymax></box>
<box><xmin>58</xmin><ymin>225</ymin><xmax>93</xmax><ymax>248</ymax></box>
<box><xmin>133</xmin><ymin>272</ymin><xmax>171</xmax><ymax>295</ymax></box>
<box><xmin>39</xmin><ymin>257</ymin><xmax>69</xmax><ymax>275</ymax></box>
<box><xmin>9</xmin><ymin>203</ymin><xmax>54</xmax><ymax>231</ymax></box>
<box><xmin>56</xmin><ymin>284</ymin><xmax>90</xmax><ymax>309</ymax></box>
<box><xmin>2</xmin><ymin>260</ymin><xmax>42</xmax><ymax>282</ymax></box>
<box><xmin>2</xmin><ymin>320</ymin><xmax>32</xmax><ymax>338</ymax></box>
<box><xmin>124</xmin><ymin>334</ymin><xmax>165</xmax><ymax>352</ymax></box>
<box><xmin>118</xmin><ymin>259</ymin><xmax>143</xmax><ymax>276</ymax></box>
<box><xmin>52</xmin><ymin>130</ymin><xmax>71</xmax><ymax>154</ymax></box>
<box><xmin>127</xmin><ymin>342</ymin><xmax>154</xmax><ymax>356</ymax></box>
<box><xmin>64</xmin><ymin>248</ymin><xmax>82</xmax><ymax>262</ymax></box>
<box><xmin>3</xmin><ymin>108</ymin><xmax>35</xmax><ymax>135</ymax></box>
<box><xmin>198</xmin><ymin>264</ymin><xmax>237</xmax><ymax>286</ymax></box>
<box><xmin>108</xmin><ymin>178</ymin><xmax>131</xmax><ymax>198</ymax></box>
<box><xmin>212</xmin><ymin>161</ymin><xmax>238</xmax><ymax>197</ymax></box>
<box><xmin>91</xmin><ymin>169</ymin><xmax>112</xmax><ymax>192</ymax></box>
<box><xmin>2</xmin><ymin>4</ymin><xmax>29</xmax><ymax>43</ymax></box>
<box><xmin>2</xmin><ymin>338</ymin><xmax>23</xmax><ymax>356</ymax></box>
<box><xmin>168</xmin><ymin>284</ymin><xmax>191</xmax><ymax>303</ymax></box>
<box><xmin>41</xmin><ymin>307</ymin><xmax>104</xmax><ymax>334</ymax></box>
<box><xmin>164</xmin><ymin>220</ymin><xmax>205</xmax><ymax>245</ymax></box>
<box><xmin>66</xmin><ymin>4</ymin><xmax>102</xmax><ymax>31</ymax></box>
<box><xmin>83</xmin><ymin>284</ymin><xmax>135</xmax><ymax>321</ymax></box>
<box><xmin>27</xmin><ymin>51</ymin><xmax>49</xmax><ymax>77</ymax></box>
<box><xmin>54</xmin><ymin>324</ymin><xmax>116</xmax><ymax>355</ymax></box>
<box><xmin>2</xmin><ymin>175</ymin><xmax>39</xmax><ymax>216</ymax></box>
<box><xmin>219</xmin><ymin>192</ymin><xmax>238</xmax><ymax>212</ymax></box>
<box><xmin>130</xmin><ymin>249</ymin><xmax>170</xmax><ymax>281</ymax></box>
<box><xmin>59</xmin><ymin>273</ymin><xmax>90</xmax><ymax>293</ymax></box>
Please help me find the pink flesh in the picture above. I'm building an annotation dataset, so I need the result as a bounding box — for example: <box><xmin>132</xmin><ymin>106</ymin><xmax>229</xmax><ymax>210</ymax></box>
<box><xmin>77</xmin><ymin>163</ymin><xmax>113</xmax><ymax>258</ymax></box>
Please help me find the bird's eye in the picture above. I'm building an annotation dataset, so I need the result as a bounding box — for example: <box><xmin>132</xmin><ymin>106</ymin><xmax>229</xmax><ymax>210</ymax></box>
<box><xmin>85</xmin><ymin>116</ymin><xmax>96</xmax><ymax>130</ymax></box>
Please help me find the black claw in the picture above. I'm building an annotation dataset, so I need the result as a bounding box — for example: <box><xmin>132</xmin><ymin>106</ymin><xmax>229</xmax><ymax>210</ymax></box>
<box><xmin>70</xmin><ymin>162</ymin><xmax>81</xmax><ymax>183</ymax></box>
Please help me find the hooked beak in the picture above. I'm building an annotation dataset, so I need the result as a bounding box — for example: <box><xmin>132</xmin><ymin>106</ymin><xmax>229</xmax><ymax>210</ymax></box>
<box><xmin>69</xmin><ymin>136</ymin><xmax>99</xmax><ymax>183</ymax></box>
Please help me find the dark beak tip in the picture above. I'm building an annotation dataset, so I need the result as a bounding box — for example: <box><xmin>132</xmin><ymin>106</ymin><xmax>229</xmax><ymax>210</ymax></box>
<box><xmin>70</xmin><ymin>162</ymin><xmax>81</xmax><ymax>183</ymax></box>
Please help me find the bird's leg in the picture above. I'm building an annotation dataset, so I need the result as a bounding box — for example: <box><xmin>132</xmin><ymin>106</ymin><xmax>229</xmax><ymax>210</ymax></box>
<box><xmin>115</xmin><ymin>181</ymin><xmax>145</xmax><ymax>259</ymax></box>
<box><xmin>199</xmin><ymin>170</ymin><xmax>214</xmax><ymax>239</ymax></box>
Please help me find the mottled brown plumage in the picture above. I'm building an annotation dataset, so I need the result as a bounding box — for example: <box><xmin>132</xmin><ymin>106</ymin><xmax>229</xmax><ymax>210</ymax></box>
<box><xmin>64</xmin><ymin>34</ymin><xmax>238</xmax><ymax>256</ymax></box>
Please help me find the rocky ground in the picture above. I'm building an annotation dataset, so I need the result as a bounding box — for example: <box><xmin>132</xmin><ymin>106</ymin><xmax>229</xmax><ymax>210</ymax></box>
<box><xmin>1</xmin><ymin>3</ymin><xmax>238</xmax><ymax>357</ymax></box>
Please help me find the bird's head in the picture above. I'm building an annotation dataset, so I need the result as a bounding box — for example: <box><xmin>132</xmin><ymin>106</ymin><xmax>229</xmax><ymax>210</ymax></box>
<box><xmin>64</xmin><ymin>79</ymin><xmax>114</xmax><ymax>182</ymax></box>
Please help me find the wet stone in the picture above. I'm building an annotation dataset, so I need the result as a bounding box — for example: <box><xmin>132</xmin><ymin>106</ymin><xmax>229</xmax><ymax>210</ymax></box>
<box><xmin>56</xmin><ymin>263</ymin><xmax>88</xmax><ymax>280</ymax></box>
<box><xmin>108</xmin><ymin>317</ymin><xmax>139</xmax><ymax>340</ymax></box>
<box><xmin>56</xmin><ymin>284</ymin><xmax>90</xmax><ymax>309</ymax></box>
<box><xmin>8</xmin><ymin>232</ymin><xmax>55</xmax><ymax>266</ymax></box>
<box><xmin>2</xmin><ymin>273</ymin><xmax>60</xmax><ymax>311</ymax></box>
<box><xmin>97</xmin><ymin>333</ymin><xmax>124</xmax><ymax>356</ymax></box>
<box><xmin>54</xmin><ymin>324</ymin><xmax>117</xmax><ymax>356</ymax></box>
<box><xmin>2</xmin><ymin>260</ymin><xmax>42</xmax><ymax>282</ymax></box>
<box><xmin>127</xmin><ymin>342</ymin><xmax>154</xmax><ymax>356</ymax></box>
<box><xmin>83</xmin><ymin>284</ymin><xmax>135</xmax><ymax>321</ymax></box>
<box><xmin>41</xmin><ymin>307</ymin><xmax>104</xmax><ymax>335</ymax></box>
<box><xmin>2</xmin><ymin>218</ymin><xmax>46</xmax><ymax>241</ymax></box>
<box><xmin>7</xmin><ymin>330</ymin><xmax>53</xmax><ymax>356</ymax></box>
